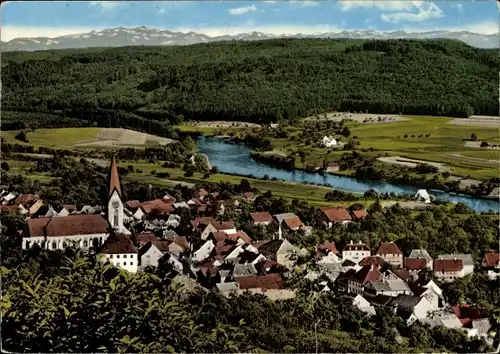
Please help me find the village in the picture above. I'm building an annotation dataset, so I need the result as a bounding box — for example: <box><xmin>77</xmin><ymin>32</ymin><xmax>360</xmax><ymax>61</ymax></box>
<box><xmin>1</xmin><ymin>156</ymin><xmax>498</xmax><ymax>346</ymax></box>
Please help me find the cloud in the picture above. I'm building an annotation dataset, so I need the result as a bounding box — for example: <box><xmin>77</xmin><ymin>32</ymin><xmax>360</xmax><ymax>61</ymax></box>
<box><xmin>89</xmin><ymin>1</ymin><xmax>125</xmax><ymax>13</ymax></box>
<box><xmin>290</xmin><ymin>1</ymin><xmax>320</xmax><ymax>7</ymax></box>
<box><xmin>338</xmin><ymin>1</ymin><xmax>414</xmax><ymax>12</ymax></box>
<box><xmin>380</xmin><ymin>1</ymin><xmax>444</xmax><ymax>23</ymax></box>
<box><xmin>228</xmin><ymin>4</ymin><xmax>257</xmax><ymax>15</ymax></box>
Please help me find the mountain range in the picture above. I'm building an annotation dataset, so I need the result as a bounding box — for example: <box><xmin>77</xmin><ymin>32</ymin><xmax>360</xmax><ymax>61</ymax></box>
<box><xmin>1</xmin><ymin>26</ymin><xmax>498</xmax><ymax>51</ymax></box>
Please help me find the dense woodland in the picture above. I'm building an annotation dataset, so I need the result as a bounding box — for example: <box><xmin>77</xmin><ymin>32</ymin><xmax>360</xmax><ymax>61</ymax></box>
<box><xmin>2</xmin><ymin>39</ymin><xmax>498</xmax><ymax>132</ymax></box>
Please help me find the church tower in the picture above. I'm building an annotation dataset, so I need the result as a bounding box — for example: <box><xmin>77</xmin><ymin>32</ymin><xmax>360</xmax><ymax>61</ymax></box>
<box><xmin>107</xmin><ymin>156</ymin><xmax>130</xmax><ymax>235</ymax></box>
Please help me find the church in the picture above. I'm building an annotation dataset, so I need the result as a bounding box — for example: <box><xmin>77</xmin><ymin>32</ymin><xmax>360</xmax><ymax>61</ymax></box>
<box><xmin>22</xmin><ymin>157</ymin><xmax>130</xmax><ymax>250</ymax></box>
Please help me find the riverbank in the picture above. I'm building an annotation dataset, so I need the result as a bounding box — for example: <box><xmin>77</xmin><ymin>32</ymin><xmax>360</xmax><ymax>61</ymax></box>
<box><xmin>196</xmin><ymin>136</ymin><xmax>500</xmax><ymax>212</ymax></box>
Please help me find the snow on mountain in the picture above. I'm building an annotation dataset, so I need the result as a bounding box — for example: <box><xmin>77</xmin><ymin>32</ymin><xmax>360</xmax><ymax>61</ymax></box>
<box><xmin>1</xmin><ymin>26</ymin><xmax>497</xmax><ymax>52</ymax></box>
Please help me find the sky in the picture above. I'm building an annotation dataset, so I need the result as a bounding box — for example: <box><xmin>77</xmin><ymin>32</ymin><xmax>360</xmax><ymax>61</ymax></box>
<box><xmin>1</xmin><ymin>1</ymin><xmax>499</xmax><ymax>41</ymax></box>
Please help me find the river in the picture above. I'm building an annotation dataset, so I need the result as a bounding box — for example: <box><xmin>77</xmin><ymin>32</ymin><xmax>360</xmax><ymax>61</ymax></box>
<box><xmin>197</xmin><ymin>136</ymin><xmax>500</xmax><ymax>213</ymax></box>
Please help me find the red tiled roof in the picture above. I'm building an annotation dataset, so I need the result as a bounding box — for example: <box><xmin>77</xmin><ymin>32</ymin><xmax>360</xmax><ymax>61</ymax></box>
<box><xmin>283</xmin><ymin>216</ymin><xmax>303</xmax><ymax>230</ymax></box>
<box><xmin>1</xmin><ymin>204</ymin><xmax>22</xmax><ymax>213</ymax></box>
<box><xmin>404</xmin><ymin>258</ymin><xmax>428</xmax><ymax>270</ymax></box>
<box><xmin>141</xmin><ymin>199</ymin><xmax>174</xmax><ymax>215</ymax></box>
<box><xmin>236</xmin><ymin>273</ymin><xmax>284</xmax><ymax>290</ymax></box>
<box><xmin>191</xmin><ymin>217</ymin><xmax>217</xmax><ymax>228</ymax></box>
<box><xmin>153</xmin><ymin>240</ymin><xmax>171</xmax><ymax>252</ymax></box>
<box><xmin>14</xmin><ymin>194</ymin><xmax>40</xmax><ymax>206</ymax></box>
<box><xmin>216</xmin><ymin>221</ymin><xmax>235</xmax><ymax>230</ymax></box>
<box><xmin>227</xmin><ymin>231</ymin><xmax>252</xmax><ymax>244</ymax></box>
<box><xmin>26</xmin><ymin>214</ymin><xmax>109</xmax><ymax>238</ymax></box>
<box><xmin>376</xmin><ymin>242</ymin><xmax>402</xmax><ymax>255</ymax></box>
<box><xmin>101</xmin><ymin>233</ymin><xmax>137</xmax><ymax>254</ymax></box>
<box><xmin>252</xmin><ymin>240</ymin><xmax>272</xmax><ymax>249</ymax></box>
<box><xmin>317</xmin><ymin>242</ymin><xmax>339</xmax><ymax>255</ymax></box>
<box><xmin>350</xmin><ymin>265</ymin><xmax>382</xmax><ymax>285</ymax></box>
<box><xmin>196</xmin><ymin>188</ymin><xmax>209</xmax><ymax>198</ymax></box>
<box><xmin>452</xmin><ymin>305</ymin><xmax>487</xmax><ymax>320</ymax></box>
<box><xmin>320</xmin><ymin>206</ymin><xmax>352</xmax><ymax>222</ymax></box>
<box><xmin>126</xmin><ymin>200</ymin><xmax>142</xmax><ymax>210</ymax></box>
<box><xmin>108</xmin><ymin>157</ymin><xmax>121</xmax><ymax>198</ymax></box>
<box><xmin>213</xmin><ymin>231</ymin><xmax>229</xmax><ymax>243</ymax></box>
<box><xmin>136</xmin><ymin>232</ymin><xmax>158</xmax><ymax>246</ymax></box>
<box><xmin>250</xmin><ymin>211</ymin><xmax>274</xmax><ymax>224</ymax></box>
<box><xmin>482</xmin><ymin>253</ymin><xmax>500</xmax><ymax>267</ymax></box>
<box><xmin>359</xmin><ymin>256</ymin><xmax>386</xmax><ymax>267</ymax></box>
<box><xmin>434</xmin><ymin>259</ymin><xmax>463</xmax><ymax>272</ymax></box>
<box><xmin>343</xmin><ymin>242</ymin><xmax>370</xmax><ymax>251</ymax></box>
<box><xmin>393</xmin><ymin>269</ymin><xmax>412</xmax><ymax>282</ymax></box>
<box><xmin>351</xmin><ymin>209</ymin><xmax>368</xmax><ymax>221</ymax></box>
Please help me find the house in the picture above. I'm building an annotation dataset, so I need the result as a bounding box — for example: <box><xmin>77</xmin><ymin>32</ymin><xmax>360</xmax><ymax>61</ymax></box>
<box><xmin>250</xmin><ymin>211</ymin><xmax>274</xmax><ymax>226</ymax></box>
<box><xmin>1</xmin><ymin>203</ymin><xmax>27</xmax><ymax>215</ymax></box>
<box><xmin>216</xmin><ymin>282</ymin><xmax>240</xmax><ymax>297</ymax></box>
<box><xmin>173</xmin><ymin>201</ymin><xmax>190</xmax><ymax>210</ymax></box>
<box><xmin>192</xmin><ymin>240</ymin><xmax>215</xmax><ymax>263</ymax></box>
<box><xmin>350</xmin><ymin>209</ymin><xmax>368</xmax><ymax>221</ymax></box>
<box><xmin>282</xmin><ymin>216</ymin><xmax>303</xmax><ymax>231</ymax></box>
<box><xmin>1</xmin><ymin>192</ymin><xmax>16</xmax><ymax>205</ymax></box>
<box><xmin>321</xmin><ymin>136</ymin><xmax>338</xmax><ymax>148</ymax></box>
<box><xmin>414</xmin><ymin>189</ymin><xmax>432</xmax><ymax>204</ymax></box>
<box><xmin>352</xmin><ymin>294</ymin><xmax>376</xmax><ymax>316</ymax></box>
<box><xmin>433</xmin><ymin>259</ymin><xmax>465</xmax><ymax>282</ymax></box>
<box><xmin>194</xmin><ymin>188</ymin><xmax>209</xmax><ymax>200</ymax></box>
<box><xmin>140</xmin><ymin>199</ymin><xmax>175</xmax><ymax>216</ymax></box>
<box><xmin>23</xmin><ymin>214</ymin><xmax>109</xmax><ymax>250</ymax></box>
<box><xmin>200</xmin><ymin>221</ymin><xmax>237</xmax><ymax>240</ymax></box>
<box><xmin>58</xmin><ymin>204</ymin><xmax>77</xmax><ymax>217</ymax></box>
<box><xmin>326</xmin><ymin>162</ymin><xmax>340</xmax><ymax>173</ymax></box>
<box><xmin>135</xmin><ymin>232</ymin><xmax>158</xmax><ymax>246</ymax></box>
<box><xmin>451</xmin><ymin>304</ymin><xmax>491</xmax><ymax>337</ymax></box>
<box><xmin>482</xmin><ymin>252</ymin><xmax>500</xmax><ymax>280</ymax></box>
<box><xmin>320</xmin><ymin>206</ymin><xmax>352</xmax><ymax>227</ymax></box>
<box><xmin>342</xmin><ymin>240</ymin><xmax>371</xmax><ymax>263</ymax></box>
<box><xmin>337</xmin><ymin>265</ymin><xmax>382</xmax><ymax>294</ymax></box>
<box><xmin>423</xmin><ymin>312</ymin><xmax>463</xmax><ymax>330</ymax></box>
<box><xmin>257</xmin><ymin>239</ymin><xmax>302</xmax><ymax>268</ymax></box>
<box><xmin>376</xmin><ymin>242</ymin><xmax>403</xmax><ymax>268</ymax></box>
<box><xmin>100</xmin><ymin>233</ymin><xmax>138</xmax><ymax>273</ymax></box>
<box><xmin>233</xmin><ymin>263</ymin><xmax>259</xmax><ymax>278</ymax></box>
<box><xmin>408</xmin><ymin>249</ymin><xmax>433</xmax><ymax>267</ymax></box>
<box><xmin>364</xmin><ymin>271</ymin><xmax>412</xmax><ymax>298</ymax></box>
<box><xmin>404</xmin><ymin>258</ymin><xmax>432</xmax><ymax>272</ymax></box>
<box><xmin>235</xmin><ymin>273</ymin><xmax>284</xmax><ymax>292</ymax></box>
<box><xmin>388</xmin><ymin>295</ymin><xmax>436</xmax><ymax>326</ymax></box>
<box><xmin>138</xmin><ymin>242</ymin><xmax>164</xmax><ymax>269</ymax></box>
<box><xmin>436</xmin><ymin>254</ymin><xmax>474</xmax><ymax>276</ymax></box>
<box><xmin>316</xmin><ymin>242</ymin><xmax>341</xmax><ymax>264</ymax></box>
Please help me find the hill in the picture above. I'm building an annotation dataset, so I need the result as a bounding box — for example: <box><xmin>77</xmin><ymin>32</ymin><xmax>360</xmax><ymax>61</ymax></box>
<box><xmin>2</xmin><ymin>39</ymin><xmax>498</xmax><ymax>129</ymax></box>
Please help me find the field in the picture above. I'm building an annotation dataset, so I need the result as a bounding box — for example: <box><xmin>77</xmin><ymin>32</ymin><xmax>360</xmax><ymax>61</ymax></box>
<box><xmin>1</xmin><ymin>128</ymin><xmax>176</xmax><ymax>149</ymax></box>
<box><xmin>255</xmin><ymin>114</ymin><xmax>500</xmax><ymax>181</ymax></box>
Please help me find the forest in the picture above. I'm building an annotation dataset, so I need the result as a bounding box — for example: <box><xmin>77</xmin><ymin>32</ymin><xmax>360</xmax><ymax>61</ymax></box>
<box><xmin>2</xmin><ymin>38</ymin><xmax>498</xmax><ymax>130</ymax></box>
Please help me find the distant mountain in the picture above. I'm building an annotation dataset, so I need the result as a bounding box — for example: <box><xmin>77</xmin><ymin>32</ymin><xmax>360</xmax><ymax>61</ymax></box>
<box><xmin>1</xmin><ymin>26</ymin><xmax>498</xmax><ymax>52</ymax></box>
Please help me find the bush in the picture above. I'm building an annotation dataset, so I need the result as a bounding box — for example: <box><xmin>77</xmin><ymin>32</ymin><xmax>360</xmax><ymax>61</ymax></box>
<box><xmin>1</xmin><ymin>162</ymin><xmax>10</xmax><ymax>171</ymax></box>
<box><xmin>127</xmin><ymin>165</ymin><xmax>135</xmax><ymax>172</ymax></box>
<box><xmin>15</xmin><ymin>131</ymin><xmax>29</xmax><ymax>143</ymax></box>
<box><xmin>184</xmin><ymin>170</ymin><xmax>194</xmax><ymax>177</ymax></box>
<box><xmin>403</xmin><ymin>134</ymin><xmax>408</xmax><ymax>138</ymax></box>
<box><xmin>151</xmin><ymin>170</ymin><xmax>157</xmax><ymax>175</ymax></box>
<box><xmin>156</xmin><ymin>172</ymin><xmax>170</xmax><ymax>178</ymax></box>
<box><xmin>480</xmin><ymin>141</ymin><xmax>489</xmax><ymax>147</ymax></box>
<box><xmin>471</xmin><ymin>133</ymin><xmax>477</xmax><ymax>141</ymax></box>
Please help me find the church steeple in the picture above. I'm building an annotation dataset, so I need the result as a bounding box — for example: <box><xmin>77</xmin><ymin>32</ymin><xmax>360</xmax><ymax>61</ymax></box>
<box><xmin>108</xmin><ymin>156</ymin><xmax>121</xmax><ymax>199</ymax></box>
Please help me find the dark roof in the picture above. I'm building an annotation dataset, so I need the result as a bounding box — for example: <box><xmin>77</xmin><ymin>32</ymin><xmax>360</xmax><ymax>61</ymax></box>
<box><xmin>317</xmin><ymin>242</ymin><xmax>339</xmax><ymax>255</ymax></box>
<box><xmin>250</xmin><ymin>211</ymin><xmax>274</xmax><ymax>223</ymax></box>
<box><xmin>434</xmin><ymin>259</ymin><xmax>463</xmax><ymax>272</ymax></box>
<box><xmin>141</xmin><ymin>199</ymin><xmax>174</xmax><ymax>215</ymax></box>
<box><xmin>236</xmin><ymin>273</ymin><xmax>284</xmax><ymax>290</ymax></box>
<box><xmin>376</xmin><ymin>242</ymin><xmax>402</xmax><ymax>255</ymax></box>
<box><xmin>320</xmin><ymin>206</ymin><xmax>352</xmax><ymax>222</ymax></box>
<box><xmin>227</xmin><ymin>231</ymin><xmax>252</xmax><ymax>244</ymax></box>
<box><xmin>136</xmin><ymin>232</ymin><xmax>158</xmax><ymax>245</ymax></box>
<box><xmin>167</xmin><ymin>236</ymin><xmax>189</xmax><ymax>251</ymax></box>
<box><xmin>257</xmin><ymin>240</ymin><xmax>285</xmax><ymax>259</ymax></box>
<box><xmin>482</xmin><ymin>253</ymin><xmax>500</xmax><ymax>267</ymax></box>
<box><xmin>101</xmin><ymin>233</ymin><xmax>137</xmax><ymax>254</ymax></box>
<box><xmin>343</xmin><ymin>242</ymin><xmax>370</xmax><ymax>251</ymax></box>
<box><xmin>25</xmin><ymin>214</ymin><xmax>109</xmax><ymax>238</ymax></box>
<box><xmin>349</xmin><ymin>265</ymin><xmax>382</xmax><ymax>285</ymax></box>
<box><xmin>14</xmin><ymin>194</ymin><xmax>40</xmax><ymax>206</ymax></box>
<box><xmin>190</xmin><ymin>217</ymin><xmax>217</xmax><ymax>228</ymax></box>
<box><xmin>126</xmin><ymin>200</ymin><xmax>142</xmax><ymax>210</ymax></box>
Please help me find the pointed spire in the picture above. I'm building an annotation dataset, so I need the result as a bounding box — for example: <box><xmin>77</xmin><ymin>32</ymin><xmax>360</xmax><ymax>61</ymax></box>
<box><xmin>108</xmin><ymin>156</ymin><xmax>121</xmax><ymax>198</ymax></box>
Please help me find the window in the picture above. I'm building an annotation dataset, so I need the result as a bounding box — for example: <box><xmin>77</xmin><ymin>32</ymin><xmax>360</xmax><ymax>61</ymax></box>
<box><xmin>26</xmin><ymin>241</ymin><xmax>31</xmax><ymax>248</ymax></box>
<box><xmin>130</xmin><ymin>262</ymin><xmax>133</xmax><ymax>266</ymax></box>
<box><xmin>83</xmin><ymin>240</ymin><xmax>88</xmax><ymax>247</ymax></box>
<box><xmin>123</xmin><ymin>255</ymin><xmax>127</xmax><ymax>259</ymax></box>
<box><xmin>114</xmin><ymin>214</ymin><xmax>119</xmax><ymax>227</ymax></box>
<box><xmin>117</xmin><ymin>262</ymin><xmax>120</xmax><ymax>266</ymax></box>
<box><xmin>52</xmin><ymin>241</ymin><xmax>57</xmax><ymax>249</ymax></box>
<box><xmin>146</xmin><ymin>255</ymin><xmax>151</xmax><ymax>259</ymax></box>
<box><xmin>117</xmin><ymin>255</ymin><xmax>120</xmax><ymax>258</ymax></box>
<box><xmin>110</xmin><ymin>255</ymin><xmax>113</xmax><ymax>259</ymax></box>
<box><xmin>63</xmin><ymin>242</ymin><xmax>67</xmax><ymax>248</ymax></box>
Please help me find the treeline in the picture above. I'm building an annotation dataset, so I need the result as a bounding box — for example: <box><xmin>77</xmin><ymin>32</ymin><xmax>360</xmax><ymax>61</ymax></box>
<box><xmin>250</xmin><ymin>152</ymin><xmax>295</xmax><ymax>170</ymax></box>
<box><xmin>2</xmin><ymin>38</ymin><xmax>497</xmax><ymax>126</ymax></box>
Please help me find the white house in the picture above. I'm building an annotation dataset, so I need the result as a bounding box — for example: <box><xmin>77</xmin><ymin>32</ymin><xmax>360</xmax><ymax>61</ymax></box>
<box><xmin>138</xmin><ymin>242</ymin><xmax>165</xmax><ymax>269</ymax></box>
<box><xmin>414</xmin><ymin>189</ymin><xmax>432</xmax><ymax>204</ymax></box>
<box><xmin>436</xmin><ymin>254</ymin><xmax>474</xmax><ymax>276</ymax></box>
<box><xmin>342</xmin><ymin>240</ymin><xmax>371</xmax><ymax>263</ymax></box>
<box><xmin>100</xmin><ymin>233</ymin><xmax>138</xmax><ymax>273</ymax></box>
<box><xmin>353</xmin><ymin>294</ymin><xmax>376</xmax><ymax>316</ymax></box>
<box><xmin>322</xmin><ymin>136</ymin><xmax>338</xmax><ymax>148</ymax></box>
<box><xmin>193</xmin><ymin>240</ymin><xmax>215</xmax><ymax>263</ymax></box>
